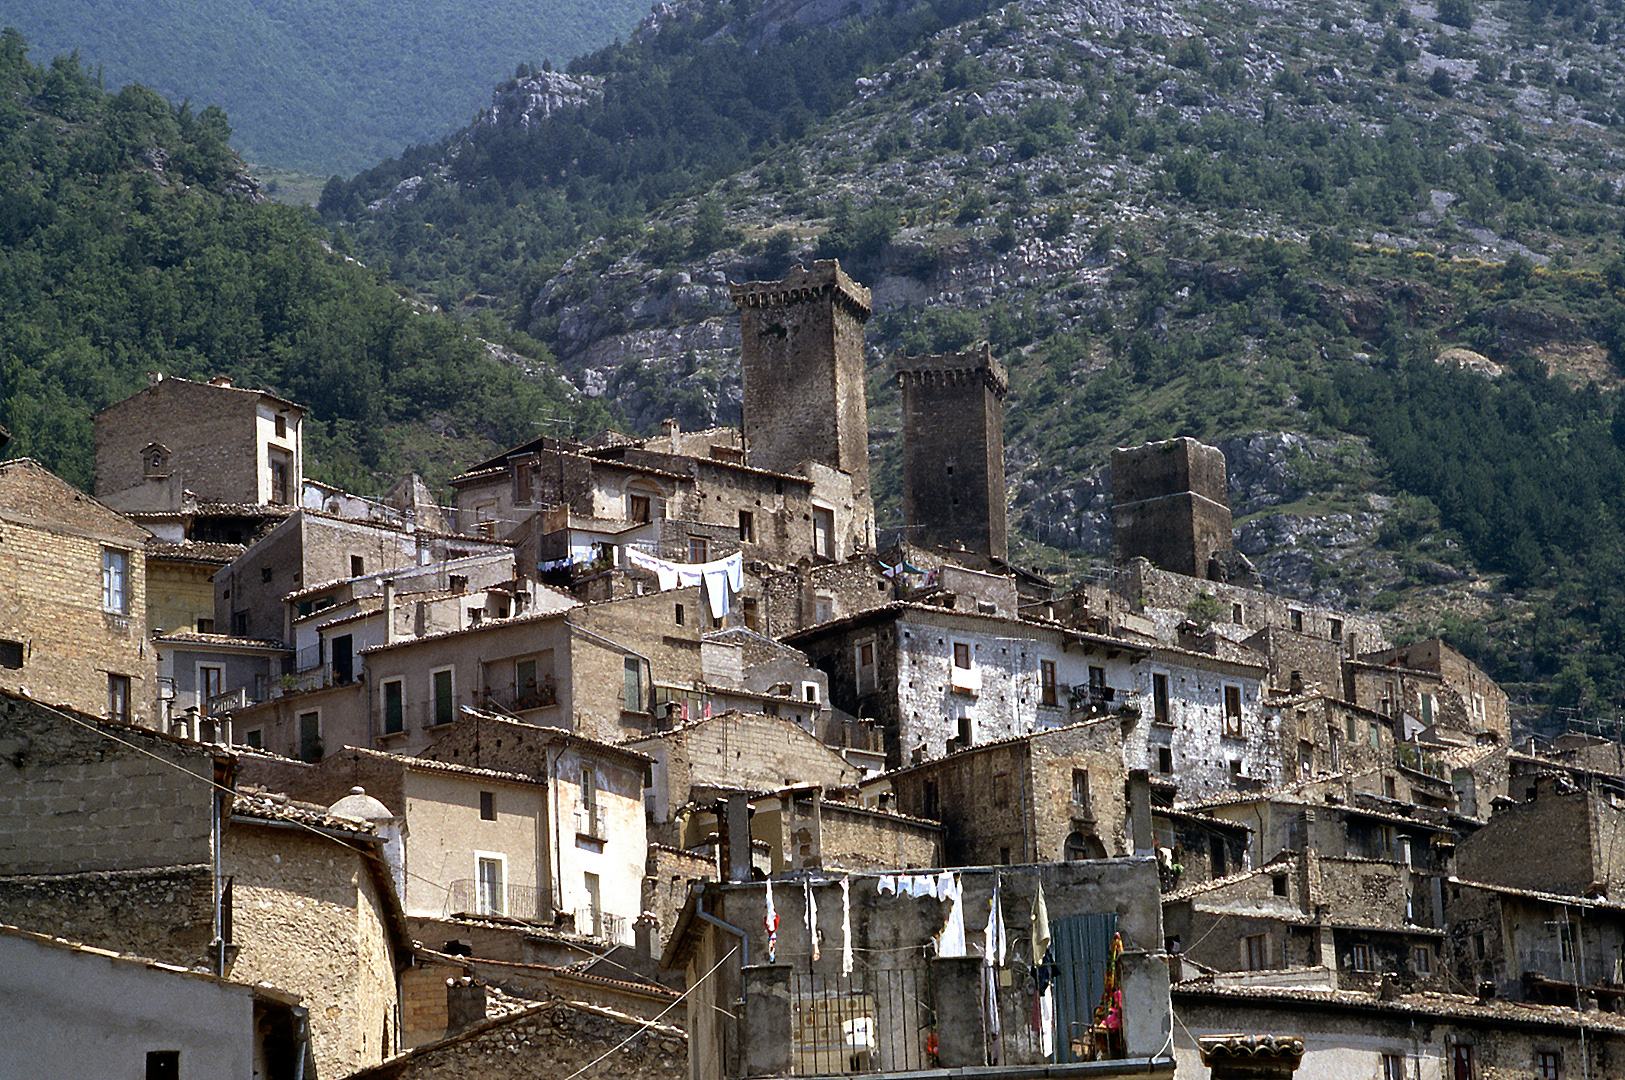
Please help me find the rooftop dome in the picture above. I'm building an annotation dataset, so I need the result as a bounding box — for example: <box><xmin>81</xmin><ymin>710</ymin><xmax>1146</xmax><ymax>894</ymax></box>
<box><xmin>329</xmin><ymin>786</ymin><xmax>395</xmax><ymax>823</ymax></box>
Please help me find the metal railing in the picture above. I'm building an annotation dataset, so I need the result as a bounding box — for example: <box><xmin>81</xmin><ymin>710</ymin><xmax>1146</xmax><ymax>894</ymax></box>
<box><xmin>443</xmin><ymin>878</ymin><xmax>543</xmax><ymax>921</ymax></box>
<box><xmin>575</xmin><ymin>906</ymin><xmax>628</xmax><ymax>943</ymax></box>
<box><xmin>787</xmin><ymin>952</ymin><xmax>1114</xmax><ymax>1076</ymax></box>
<box><xmin>479</xmin><ymin>683</ymin><xmax>558</xmax><ymax>714</ymax></box>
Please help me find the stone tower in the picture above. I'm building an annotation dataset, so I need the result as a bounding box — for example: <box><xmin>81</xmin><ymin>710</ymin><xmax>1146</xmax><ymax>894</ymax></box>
<box><xmin>1111</xmin><ymin>436</ymin><xmax>1233</xmax><ymax>578</ymax></box>
<box><xmin>732</xmin><ymin>260</ymin><xmax>873</xmax><ymax>524</ymax></box>
<box><xmin>896</xmin><ymin>342</ymin><xmax>1009</xmax><ymax>561</ymax></box>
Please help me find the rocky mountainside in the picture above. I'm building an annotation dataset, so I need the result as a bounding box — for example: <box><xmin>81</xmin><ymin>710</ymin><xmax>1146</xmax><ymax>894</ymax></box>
<box><xmin>325</xmin><ymin>0</ymin><xmax>1625</xmax><ymax>730</ymax></box>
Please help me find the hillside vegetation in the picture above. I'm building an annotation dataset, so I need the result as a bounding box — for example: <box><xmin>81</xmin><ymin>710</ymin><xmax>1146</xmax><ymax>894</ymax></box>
<box><xmin>0</xmin><ymin>0</ymin><xmax>647</xmax><ymax>172</ymax></box>
<box><xmin>318</xmin><ymin>0</ymin><xmax>1625</xmax><ymax>730</ymax></box>
<box><xmin>0</xmin><ymin>33</ymin><xmax>608</xmax><ymax>496</ymax></box>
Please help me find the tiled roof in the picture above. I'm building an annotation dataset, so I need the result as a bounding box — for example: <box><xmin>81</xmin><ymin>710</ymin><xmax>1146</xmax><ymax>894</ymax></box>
<box><xmin>157</xmin><ymin>631</ymin><xmax>286</xmax><ymax>650</ymax></box>
<box><xmin>1173</xmin><ymin>982</ymin><xmax>1625</xmax><ymax>1031</ymax></box>
<box><xmin>231</xmin><ymin>788</ymin><xmax>374</xmax><ymax>834</ymax></box>
<box><xmin>145</xmin><ymin>540</ymin><xmax>247</xmax><ymax>563</ymax></box>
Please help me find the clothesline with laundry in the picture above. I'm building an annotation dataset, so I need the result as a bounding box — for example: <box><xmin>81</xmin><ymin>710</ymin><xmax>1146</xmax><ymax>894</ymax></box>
<box><xmin>626</xmin><ymin>548</ymin><xmax>744</xmax><ymax>619</ymax></box>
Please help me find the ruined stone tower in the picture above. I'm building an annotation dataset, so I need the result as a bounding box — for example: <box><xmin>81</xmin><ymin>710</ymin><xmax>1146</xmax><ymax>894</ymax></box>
<box><xmin>1111</xmin><ymin>436</ymin><xmax>1233</xmax><ymax>578</ymax></box>
<box><xmin>732</xmin><ymin>260</ymin><xmax>873</xmax><ymax>545</ymax></box>
<box><xmin>896</xmin><ymin>342</ymin><xmax>1009</xmax><ymax>561</ymax></box>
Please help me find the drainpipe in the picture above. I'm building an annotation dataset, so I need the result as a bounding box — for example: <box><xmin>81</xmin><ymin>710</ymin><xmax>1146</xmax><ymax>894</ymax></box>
<box><xmin>212</xmin><ymin>780</ymin><xmax>224</xmax><ymax>976</ymax></box>
<box><xmin>692</xmin><ymin>883</ymin><xmax>750</xmax><ymax>967</ymax></box>
<box><xmin>382</xmin><ymin>578</ymin><xmax>396</xmax><ymax>645</ymax></box>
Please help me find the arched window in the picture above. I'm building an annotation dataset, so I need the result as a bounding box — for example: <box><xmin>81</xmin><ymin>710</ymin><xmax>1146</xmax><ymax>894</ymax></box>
<box><xmin>143</xmin><ymin>443</ymin><xmax>171</xmax><ymax>478</ymax></box>
<box><xmin>1065</xmin><ymin>831</ymin><xmax>1107</xmax><ymax>861</ymax></box>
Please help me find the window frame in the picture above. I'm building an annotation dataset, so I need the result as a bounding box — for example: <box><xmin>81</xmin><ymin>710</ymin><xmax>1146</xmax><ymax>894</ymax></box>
<box><xmin>1536</xmin><ymin>1050</ymin><xmax>1562</xmax><ymax>1080</ymax></box>
<box><xmin>738</xmin><ymin>510</ymin><xmax>754</xmax><ymax>542</ymax></box>
<box><xmin>1223</xmin><ymin>683</ymin><xmax>1243</xmax><ymax>737</ymax></box>
<box><xmin>102</xmin><ymin>547</ymin><xmax>130</xmax><ymax>614</ymax></box>
<box><xmin>1152</xmin><ymin>672</ymin><xmax>1171</xmax><ymax>724</ymax></box>
<box><xmin>1351</xmin><ymin>942</ymin><xmax>1377</xmax><ymax>972</ymax></box>
<box><xmin>381</xmin><ymin>678</ymin><xmax>405</xmax><ymax>734</ymax></box>
<box><xmin>107</xmin><ymin>673</ymin><xmax>132</xmax><ymax>724</ymax></box>
<box><xmin>623</xmin><ymin>656</ymin><xmax>643</xmax><ymax>713</ymax></box>
<box><xmin>430</xmin><ymin>666</ymin><xmax>456</xmax><ymax>727</ymax></box>
<box><xmin>475</xmin><ymin>852</ymin><xmax>506</xmax><ymax>917</ymax></box>
<box><xmin>298</xmin><ymin>709</ymin><xmax>321</xmax><ymax>763</ymax></box>
<box><xmin>1243</xmin><ymin>933</ymin><xmax>1269</xmax><ymax>971</ymax></box>
<box><xmin>1040</xmin><ymin>659</ymin><xmax>1058</xmax><ymax>707</ymax></box>
<box><xmin>480</xmin><ymin>790</ymin><xmax>496</xmax><ymax>821</ymax></box>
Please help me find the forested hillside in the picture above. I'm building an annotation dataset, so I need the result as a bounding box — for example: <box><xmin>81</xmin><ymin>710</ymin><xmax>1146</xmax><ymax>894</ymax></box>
<box><xmin>0</xmin><ymin>0</ymin><xmax>647</xmax><ymax>172</ymax></box>
<box><xmin>0</xmin><ymin>32</ymin><xmax>608</xmax><ymax>496</ymax></box>
<box><xmin>318</xmin><ymin>0</ymin><xmax>1625</xmax><ymax>731</ymax></box>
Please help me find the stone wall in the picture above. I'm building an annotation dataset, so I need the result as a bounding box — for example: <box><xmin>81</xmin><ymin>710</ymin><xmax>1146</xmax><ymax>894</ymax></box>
<box><xmin>94</xmin><ymin>375</ymin><xmax>299</xmax><ymax>512</ymax></box>
<box><xmin>0</xmin><ymin>461</ymin><xmax>156</xmax><ymax>722</ymax></box>
<box><xmin>0</xmin><ymin>692</ymin><xmax>217</xmax><ymax>874</ymax></box>
<box><xmin>1111</xmin><ymin>438</ymin><xmax>1232</xmax><ymax>577</ymax></box>
<box><xmin>896</xmin><ymin>343</ymin><xmax>1008</xmax><ymax>561</ymax></box>
<box><xmin>760</xmin><ymin>558</ymin><xmax>894</xmax><ymax>638</ymax></box>
<box><xmin>0</xmin><ymin>864</ymin><xmax>215</xmax><ymax>965</ymax></box>
<box><xmin>733</xmin><ymin>261</ymin><xmax>873</xmax><ymax>528</ymax></box>
<box><xmin>349</xmin><ymin>1000</ymin><xmax>686</xmax><ymax>1080</ymax></box>
<box><xmin>224</xmin><ymin>822</ymin><xmax>400</xmax><ymax>1077</ymax></box>
<box><xmin>646</xmin><ymin>844</ymin><xmax>714</xmax><ymax>952</ymax></box>
<box><xmin>1456</xmin><ymin>790</ymin><xmax>1599</xmax><ymax>895</ymax></box>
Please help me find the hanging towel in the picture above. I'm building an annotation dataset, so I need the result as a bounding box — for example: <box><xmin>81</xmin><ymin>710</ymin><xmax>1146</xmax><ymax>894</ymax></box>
<box><xmin>765</xmin><ymin>878</ymin><xmax>779</xmax><ymax>963</ymax></box>
<box><xmin>1032</xmin><ymin>946</ymin><xmax>1057</xmax><ymax>1060</ymax></box>
<box><xmin>805</xmin><ymin>879</ymin><xmax>821</xmax><ymax>962</ymax></box>
<box><xmin>723</xmin><ymin>550</ymin><xmax>744</xmax><ymax>591</ymax></box>
<box><xmin>935</xmin><ymin>873</ymin><xmax>966</xmax><ymax>958</ymax></box>
<box><xmin>984</xmin><ymin>873</ymin><xmax>1007</xmax><ymax>967</ymax></box>
<box><xmin>704</xmin><ymin>569</ymin><xmax>730</xmax><ymax>620</ymax></box>
<box><xmin>982</xmin><ymin>873</ymin><xmax>1005</xmax><ymax>1065</ymax></box>
<box><xmin>1030</xmin><ymin>879</ymin><xmax>1051</xmax><ymax>965</ymax></box>
<box><xmin>877</xmin><ymin>875</ymin><xmax>897</xmax><ymax>896</ymax></box>
<box><xmin>841</xmin><ymin>877</ymin><xmax>853</xmax><ymax>976</ymax></box>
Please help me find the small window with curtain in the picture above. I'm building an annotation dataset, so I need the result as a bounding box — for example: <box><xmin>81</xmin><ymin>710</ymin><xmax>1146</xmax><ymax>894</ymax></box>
<box><xmin>623</xmin><ymin>657</ymin><xmax>642</xmax><ymax>712</ymax></box>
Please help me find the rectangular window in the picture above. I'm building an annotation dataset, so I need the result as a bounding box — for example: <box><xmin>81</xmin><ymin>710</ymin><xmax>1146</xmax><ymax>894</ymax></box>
<box><xmin>1244</xmin><ymin>934</ymin><xmax>1268</xmax><ymax>970</ymax></box>
<box><xmin>738</xmin><ymin>510</ymin><xmax>754</xmax><ymax>542</ymax></box>
<box><xmin>432</xmin><ymin>668</ymin><xmax>454</xmax><ymax>726</ymax></box>
<box><xmin>476</xmin><ymin>856</ymin><xmax>505</xmax><ymax>916</ymax></box>
<box><xmin>1152</xmin><ymin>673</ymin><xmax>1170</xmax><ymax>723</ymax></box>
<box><xmin>1382</xmin><ymin>1053</ymin><xmax>1404</xmax><ymax>1080</ymax></box>
<box><xmin>1473</xmin><ymin>932</ymin><xmax>1486</xmax><ymax>960</ymax></box>
<box><xmin>268</xmin><ymin>449</ymin><xmax>292</xmax><ymax>504</ymax></box>
<box><xmin>1224</xmin><ymin>684</ymin><xmax>1243</xmax><ymax>736</ymax></box>
<box><xmin>812</xmin><ymin>507</ymin><xmax>834</xmax><ymax>559</ymax></box>
<box><xmin>274</xmin><ymin>413</ymin><xmax>287</xmax><ymax>438</ymax></box>
<box><xmin>243</xmin><ymin>728</ymin><xmax>263</xmax><ymax>749</ymax></box>
<box><xmin>857</xmin><ymin>641</ymin><xmax>876</xmax><ymax>695</ymax></box>
<box><xmin>146</xmin><ymin>1051</ymin><xmax>180</xmax><ymax>1080</ymax></box>
<box><xmin>1412</xmin><ymin>944</ymin><xmax>1432</xmax><ymax>974</ymax></box>
<box><xmin>107</xmin><ymin>674</ymin><xmax>131</xmax><ymax>724</ymax></box>
<box><xmin>1158</xmin><ymin>746</ymin><xmax>1173</xmax><ymax>773</ymax></box>
<box><xmin>1329</xmin><ymin>618</ymin><xmax>1343</xmax><ymax>641</ymax></box>
<box><xmin>1352</xmin><ymin>943</ymin><xmax>1376</xmax><ymax>972</ymax></box>
<box><xmin>1290</xmin><ymin>609</ymin><xmax>1304</xmax><ymax>633</ymax></box>
<box><xmin>1232</xmin><ymin>602</ymin><xmax>1243</xmax><ymax>624</ymax></box>
<box><xmin>674</xmin><ymin>603</ymin><xmax>684</xmax><ymax>625</ymax></box>
<box><xmin>1072</xmin><ymin>768</ymin><xmax>1091</xmax><ymax>812</ymax></box>
<box><xmin>102</xmin><ymin>548</ymin><xmax>130</xmax><ymax>613</ymax></box>
<box><xmin>382</xmin><ymin>679</ymin><xmax>404</xmax><ymax>734</ymax></box>
<box><xmin>923</xmin><ymin>780</ymin><xmax>939</xmax><ymax>818</ymax></box>
<box><xmin>298</xmin><ymin>710</ymin><xmax>320</xmax><ymax>762</ymax></box>
<box><xmin>742</xmin><ymin>597</ymin><xmax>759</xmax><ymax>631</ymax></box>
<box><xmin>953</xmin><ymin>642</ymin><xmax>971</xmax><ymax>669</ymax></box>
<box><xmin>1088</xmin><ymin>665</ymin><xmax>1106</xmax><ymax>691</ymax></box>
<box><xmin>628</xmin><ymin>494</ymin><xmax>651</xmax><ymax>523</ymax></box>
<box><xmin>1210</xmin><ymin>836</ymin><xmax>1227</xmax><ymax>877</ymax></box>
<box><xmin>199</xmin><ymin>665</ymin><xmax>223</xmax><ymax>711</ymax></box>
<box><xmin>688</xmin><ymin>536</ymin><xmax>709</xmax><ymax>563</ymax></box>
<box><xmin>582</xmin><ymin>766</ymin><xmax>598</xmax><ymax>824</ymax></box>
<box><xmin>1040</xmin><ymin>660</ymin><xmax>1058</xmax><ymax>707</ymax></box>
<box><xmin>584</xmin><ymin>871</ymin><xmax>603</xmax><ymax>937</ymax></box>
<box><xmin>623</xmin><ymin>657</ymin><xmax>642</xmax><ymax>711</ymax></box>
<box><xmin>480</xmin><ymin>790</ymin><xmax>496</xmax><ymax>821</ymax></box>
<box><xmin>196</xmin><ymin>617</ymin><xmax>214</xmax><ymax>634</ymax></box>
<box><xmin>350</xmin><ymin>555</ymin><xmax>365</xmax><ymax>577</ymax></box>
<box><xmin>1536</xmin><ymin>1050</ymin><xmax>1562</xmax><ymax>1080</ymax></box>
<box><xmin>1453</xmin><ymin>1044</ymin><xmax>1474</xmax><ymax>1080</ymax></box>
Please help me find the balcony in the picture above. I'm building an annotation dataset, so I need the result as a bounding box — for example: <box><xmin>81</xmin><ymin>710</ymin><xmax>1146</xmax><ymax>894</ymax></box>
<box><xmin>576</xmin><ymin>905</ymin><xmax>628</xmax><ymax>944</ymax></box>
<box><xmin>478</xmin><ymin>681</ymin><xmax>558</xmax><ymax>716</ymax></box>
<box><xmin>443</xmin><ymin>878</ymin><xmax>544</xmax><ymax>922</ymax></box>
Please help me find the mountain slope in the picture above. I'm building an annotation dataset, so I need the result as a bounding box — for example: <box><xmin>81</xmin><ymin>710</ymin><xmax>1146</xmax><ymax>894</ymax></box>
<box><xmin>0</xmin><ymin>0</ymin><xmax>647</xmax><ymax>172</ymax></box>
<box><xmin>322</xmin><ymin>0</ymin><xmax>1625</xmax><ymax>731</ymax></box>
<box><xmin>0</xmin><ymin>37</ymin><xmax>607</xmax><ymax>495</ymax></box>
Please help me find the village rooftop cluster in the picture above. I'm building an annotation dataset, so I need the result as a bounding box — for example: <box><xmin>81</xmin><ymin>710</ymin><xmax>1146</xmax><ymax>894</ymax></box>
<box><xmin>0</xmin><ymin>260</ymin><xmax>1613</xmax><ymax>1079</ymax></box>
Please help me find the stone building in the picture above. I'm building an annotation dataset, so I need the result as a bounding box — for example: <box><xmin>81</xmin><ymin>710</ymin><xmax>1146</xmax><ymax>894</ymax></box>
<box><xmin>733</xmin><ymin>259</ymin><xmax>874</xmax><ymax>547</ymax></box>
<box><xmin>627</xmin><ymin>710</ymin><xmax>864</xmax><ymax>849</ymax></box>
<box><xmin>1443</xmin><ymin>876</ymin><xmax>1625</xmax><ymax>1007</ymax></box>
<box><xmin>861</xmin><ymin>719</ymin><xmax>1131</xmax><ymax>866</ymax></box>
<box><xmin>414</xmin><ymin>713</ymin><xmax>651</xmax><ymax>947</ymax></box>
<box><xmin>144</xmin><ymin>538</ymin><xmax>242</xmax><ymax>637</ymax></box>
<box><xmin>1132</xmin><ymin>639</ymin><xmax>1274</xmax><ymax>802</ymax></box>
<box><xmin>0</xmin><ymin>922</ymin><xmax>310</xmax><ymax>1079</ymax></box>
<box><xmin>1453</xmin><ymin>773</ymin><xmax>1625</xmax><ymax>898</ymax></box>
<box><xmin>94</xmin><ymin>372</ymin><xmax>305</xmax><ymax>513</ymax></box>
<box><xmin>1173</xmin><ymin>983</ymin><xmax>1625</xmax><ymax>1080</ymax></box>
<box><xmin>680</xmin><ymin>786</ymin><xmax>943</xmax><ymax>876</ymax></box>
<box><xmin>896</xmin><ymin>342</ymin><xmax>1008</xmax><ymax>561</ymax></box>
<box><xmin>1351</xmin><ymin>637</ymin><xmax>1510</xmax><ymax>745</ymax></box>
<box><xmin>214</xmin><ymin>508</ymin><xmax>509</xmax><ymax>644</ymax></box>
<box><xmin>0</xmin><ymin>459</ymin><xmax>156</xmax><ymax>725</ymax></box>
<box><xmin>155</xmin><ymin>629</ymin><xmax>287</xmax><ymax>739</ymax></box>
<box><xmin>1111</xmin><ymin>437</ymin><xmax>1234</xmax><ymax>580</ymax></box>
<box><xmin>667</xmin><ymin>859</ymin><xmax>1175</xmax><ymax>1079</ymax></box>
<box><xmin>0</xmin><ymin>691</ymin><xmax>412</xmax><ymax>1076</ymax></box>
<box><xmin>785</xmin><ymin>602</ymin><xmax>1149</xmax><ymax>770</ymax></box>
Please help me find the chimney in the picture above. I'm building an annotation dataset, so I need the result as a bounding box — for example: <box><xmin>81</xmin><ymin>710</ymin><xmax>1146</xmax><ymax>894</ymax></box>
<box><xmin>722</xmin><ymin>793</ymin><xmax>752</xmax><ymax>883</ymax></box>
<box><xmin>1129</xmin><ymin>769</ymin><xmax>1154</xmax><ymax>857</ymax></box>
<box><xmin>147</xmin><ymin>371</ymin><xmax>163</xmax><ymax>387</ymax></box>
<box><xmin>445</xmin><ymin>976</ymin><xmax>487</xmax><ymax>1036</ymax></box>
<box><xmin>662</xmin><ymin>418</ymin><xmax>680</xmax><ymax>438</ymax></box>
<box><xmin>208</xmin><ymin>375</ymin><xmax>233</xmax><ymax>388</ymax></box>
<box><xmin>634</xmin><ymin>912</ymin><xmax>659</xmax><ymax>961</ymax></box>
